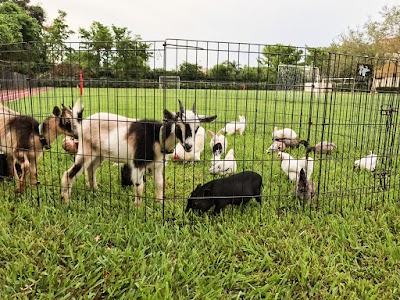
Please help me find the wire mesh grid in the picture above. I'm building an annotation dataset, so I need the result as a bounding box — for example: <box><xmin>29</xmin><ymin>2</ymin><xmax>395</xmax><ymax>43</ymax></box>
<box><xmin>0</xmin><ymin>39</ymin><xmax>399</xmax><ymax>221</ymax></box>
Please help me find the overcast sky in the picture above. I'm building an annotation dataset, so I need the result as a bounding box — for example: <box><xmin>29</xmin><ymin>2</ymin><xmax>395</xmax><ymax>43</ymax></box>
<box><xmin>31</xmin><ymin>0</ymin><xmax>397</xmax><ymax>47</ymax></box>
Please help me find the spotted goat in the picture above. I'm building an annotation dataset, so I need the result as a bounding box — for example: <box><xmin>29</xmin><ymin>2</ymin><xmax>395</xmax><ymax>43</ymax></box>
<box><xmin>61</xmin><ymin>99</ymin><xmax>217</xmax><ymax>206</ymax></box>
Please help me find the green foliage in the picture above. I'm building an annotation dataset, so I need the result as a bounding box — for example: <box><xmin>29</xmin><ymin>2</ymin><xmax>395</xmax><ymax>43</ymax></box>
<box><xmin>237</xmin><ymin>65</ymin><xmax>269</xmax><ymax>83</ymax></box>
<box><xmin>67</xmin><ymin>21</ymin><xmax>152</xmax><ymax>79</ymax></box>
<box><xmin>111</xmin><ymin>25</ymin><xmax>151</xmax><ymax>80</ymax></box>
<box><xmin>0</xmin><ymin>13</ymin><xmax>23</xmax><ymax>43</ymax></box>
<box><xmin>0</xmin><ymin>1</ymin><xmax>41</xmax><ymax>43</ymax></box>
<box><xmin>179</xmin><ymin>62</ymin><xmax>205</xmax><ymax>81</ymax></box>
<box><xmin>328</xmin><ymin>4</ymin><xmax>400</xmax><ymax>58</ymax></box>
<box><xmin>43</xmin><ymin>10</ymin><xmax>74</xmax><ymax>63</ymax></box>
<box><xmin>209</xmin><ymin>60</ymin><xmax>241</xmax><ymax>81</ymax></box>
<box><xmin>0</xmin><ymin>0</ymin><xmax>46</xmax><ymax>25</ymax></box>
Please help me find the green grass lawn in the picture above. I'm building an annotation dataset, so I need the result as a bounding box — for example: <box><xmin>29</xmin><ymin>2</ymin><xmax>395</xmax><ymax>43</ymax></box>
<box><xmin>1</xmin><ymin>87</ymin><xmax>399</xmax><ymax>298</ymax></box>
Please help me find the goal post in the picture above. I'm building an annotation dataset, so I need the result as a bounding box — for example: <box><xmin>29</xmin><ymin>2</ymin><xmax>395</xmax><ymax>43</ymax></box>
<box><xmin>158</xmin><ymin>75</ymin><xmax>181</xmax><ymax>89</ymax></box>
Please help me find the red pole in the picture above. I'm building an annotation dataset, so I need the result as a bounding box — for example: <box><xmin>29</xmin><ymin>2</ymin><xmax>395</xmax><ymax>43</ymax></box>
<box><xmin>79</xmin><ymin>69</ymin><xmax>83</xmax><ymax>96</ymax></box>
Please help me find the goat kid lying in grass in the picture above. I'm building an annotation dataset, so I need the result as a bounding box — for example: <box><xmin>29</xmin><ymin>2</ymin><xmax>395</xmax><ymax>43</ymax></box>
<box><xmin>0</xmin><ymin>104</ymin><xmax>76</xmax><ymax>192</ymax></box>
<box><xmin>61</xmin><ymin>99</ymin><xmax>217</xmax><ymax>206</ymax></box>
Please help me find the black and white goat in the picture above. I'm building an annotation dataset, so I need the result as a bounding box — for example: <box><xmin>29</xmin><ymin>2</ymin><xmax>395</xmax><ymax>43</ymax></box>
<box><xmin>0</xmin><ymin>104</ymin><xmax>76</xmax><ymax>192</ymax></box>
<box><xmin>61</xmin><ymin>100</ymin><xmax>217</xmax><ymax>205</ymax></box>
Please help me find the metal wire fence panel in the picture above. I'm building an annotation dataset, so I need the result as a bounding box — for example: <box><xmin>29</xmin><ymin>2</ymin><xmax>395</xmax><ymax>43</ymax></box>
<box><xmin>0</xmin><ymin>40</ymin><xmax>399</xmax><ymax>220</ymax></box>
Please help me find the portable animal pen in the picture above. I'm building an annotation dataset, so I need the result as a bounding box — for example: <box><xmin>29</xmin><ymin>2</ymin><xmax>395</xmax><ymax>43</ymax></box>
<box><xmin>0</xmin><ymin>39</ymin><xmax>398</xmax><ymax>220</ymax></box>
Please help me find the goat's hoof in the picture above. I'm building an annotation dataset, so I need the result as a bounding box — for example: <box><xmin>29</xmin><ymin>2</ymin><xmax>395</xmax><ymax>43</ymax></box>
<box><xmin>157</xmin><ymin>199</ymin><xmax>164</xmax><ymax>205</ymax></box>
<box><xmin>134</xmin><ymin>201</ymin><xmax>142</xmax><ymax>208</ymax></box>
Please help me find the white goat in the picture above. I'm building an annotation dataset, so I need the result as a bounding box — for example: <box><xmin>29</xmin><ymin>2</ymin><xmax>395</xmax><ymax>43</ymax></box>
<box><xmin>173</xmin><ymin>126</ymin><xmax>205</xmax><ymax>161</ymax></box>
<box><xmin>277</xmin><ymin>151</ymin><xmax>314</xmax><ymax>182</ymax></box>
<box><xmin>272</xmin><ymin>127</ymin><xmax>297</xmax><ymax>140</ymax></box>
<box><xmin>209</xmin><ymin>149</ymin><xmax>237</xmax><ymax>175</ymax></box>
<box><xmin>207</xmin><ymin>129</ymin><xmax>228</xmax><ymax>155</ymax></box>
<box><xmin>221</xmin><ymin>115</ymin><xmax>246</xmax><ymax>135</ymax></box>
<box><xmin>354</xmin><ymin>151</ymin><xmax>378</xmax><ymax>171</ymax></box>
<box><xmin>61</xmin><ymin>99</ymin><xmax>217</xmax><ymax>206</ymax></box>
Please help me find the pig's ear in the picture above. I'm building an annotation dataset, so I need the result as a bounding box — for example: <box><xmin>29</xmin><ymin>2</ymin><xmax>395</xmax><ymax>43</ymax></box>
<box><xmin>203</xmin><ymin>189</ymin><xmax>211</xmax><ymax>197</ymax></box>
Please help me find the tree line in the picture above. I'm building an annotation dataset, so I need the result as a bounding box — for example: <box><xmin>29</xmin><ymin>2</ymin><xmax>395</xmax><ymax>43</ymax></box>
<box><xmin>0</xmin><ymin>0</ymin><xmax>398</xmax><ymax>86</ymax></box>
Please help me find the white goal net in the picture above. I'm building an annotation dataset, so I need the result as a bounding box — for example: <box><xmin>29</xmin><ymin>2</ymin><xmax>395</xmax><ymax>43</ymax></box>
<box><xmin>158</xmin><ymin>75</ymin><xmax>181</xmax><ymax>89</ymax></box>
<box><xmin>277</xmin><ymin>65</ymin><xmax>320</xmax><ymax>90</ymax></box>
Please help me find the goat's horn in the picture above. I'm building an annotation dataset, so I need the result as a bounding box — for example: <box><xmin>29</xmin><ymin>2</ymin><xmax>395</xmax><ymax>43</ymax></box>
<box><xmin>178</xmin><ymin>99</ymin><xmax>185</xmax><ymax>114</ymax></box>
<box><xmin>192</xmin><ymin>101</ymin><xmax>196</xmax><ymax>113</ymax></box>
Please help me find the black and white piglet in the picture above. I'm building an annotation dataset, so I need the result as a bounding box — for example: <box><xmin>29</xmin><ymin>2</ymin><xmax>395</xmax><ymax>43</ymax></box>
<box><xmin>185</xmin><ymin>171</ymin><xmax>263</xmax><ymax>214</ymax></box>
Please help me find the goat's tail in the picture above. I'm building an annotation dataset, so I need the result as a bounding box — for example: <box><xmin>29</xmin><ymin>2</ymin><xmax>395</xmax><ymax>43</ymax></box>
<box><xmin>72</xmin><ymin>98</ymin><xmax>84</xmax><ymax>139</ymax></box>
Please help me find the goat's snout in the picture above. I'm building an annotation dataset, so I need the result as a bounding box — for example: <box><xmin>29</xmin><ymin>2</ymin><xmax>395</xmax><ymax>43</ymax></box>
<box><xmin>183</xmin><ymin>143</ymin><xmax>192</xmax><ymax>152</ymax></box>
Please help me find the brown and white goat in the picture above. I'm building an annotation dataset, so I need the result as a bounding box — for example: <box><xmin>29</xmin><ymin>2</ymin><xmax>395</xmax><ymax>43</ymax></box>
<box><xmin>0</xmin><ymin>104</ymin><xmax>76</xmax><ymax>192</ymax></box>
<box><xmin>61</xmin><ymin>99</ymin><xmax>217</xmax><ymax>206</ymax></box>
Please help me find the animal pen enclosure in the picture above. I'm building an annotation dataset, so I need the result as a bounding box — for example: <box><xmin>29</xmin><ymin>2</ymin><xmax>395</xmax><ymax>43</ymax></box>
<box><xmin>0</xmin><ymin>39</ymin><xmax>399</xmax><ymax>220</ymax></box>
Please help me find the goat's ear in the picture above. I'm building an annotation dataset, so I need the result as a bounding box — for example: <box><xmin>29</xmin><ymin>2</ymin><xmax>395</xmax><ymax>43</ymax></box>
<box><xmin>192</xmin><ymin>101</ymin><xmax>196</xmax><ymax>113</ymax></box>
<box><xmin>207</xmin><ymin>130</ymin><xmax>214</xmax><ymax>138</ymax></box>
<box><xmin>178</xmin><ymin>99</ymin><xmax>185</xmax><ymax>114</ymax></box>
<box><xmin>203</xmin><ymin>189</ymin><xmax>211</xmax><ymax>197</ymax></box>
<box><xmin>199</xmin><ymin>115</ymin><xmax>217</xmax><ymax>123</ymax></box>
<box><xmin>163</xmin><ymin>109</ymin><xmax>176</xmax><ymax>121</ymax></box>
<box><xmin>53</xmin><ymin>106</ymin><xmax>62</xmax><ymax>117</ymax></box>
<box><xmin>216</xmin><ymin>129</ymin><xmax>223</xmax><ymax>136</ymax></box>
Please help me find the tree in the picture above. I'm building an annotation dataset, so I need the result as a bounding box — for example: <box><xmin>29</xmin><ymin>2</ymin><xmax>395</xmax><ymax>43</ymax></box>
<box><xmin>0</xmin><ymin>0</ymin><xmax>46</xmax><ymax>26</ymax></box>
<box><xmin>0</xmin><ymin>1</ymin><xmax>44</xmax><ymax>76</ymax></box>
<box><xmin>237</xmin><ymin>65</ymin><xmax>269</xmax><ymax>83</ymax></box>
<box><xmin>328</xmin><ymin>5</ymin><xmax>400</xmax><ymax>58</ymax></box>
<box><xmin>68</xmin><ymin>22</ymin><xmax>151</xmax><ymax>80</ymax></box>
<box><xmin>208</xmin><ymin>60</ymin><xmax>241</xmax><ymax>82</ymax></box>
<box><xmin>0</xmin><ymin>12</ymin><xmax>23</xmax><ymax>44</ymax></box>
<box><xmin>179</xmin><ymin>62</ymin><xmax>205</xmax><ymax>81</ymax></box>
<box><xmin>0</xmin><ymin>1</ymin><xmax>41</xmax><ymax>43</ymax></box>
<box><xmin>78</xmin><ymin>21</ymin><xmax>114</xmax><ymax>77</ymax></box>
<box><xmin>111</xmin><ymin>25</ymin><xmax>151</xmax><ymax>80</ymax></box>
<box><xmin>43</xmin><ymin>10</ymin><xmax>74</xmax><ymax>63</ymax></box>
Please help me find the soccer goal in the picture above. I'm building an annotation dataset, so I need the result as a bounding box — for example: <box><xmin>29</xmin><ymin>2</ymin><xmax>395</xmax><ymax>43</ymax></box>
<box><xmin>158</xmin><ymin>75</ymin><xmax>181</xmax><ymax>89</ymax></box>
<box><xmin>277</xmin><ymin>65</ymin><xmax>320</xmax><ymax>90</ymax></box>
